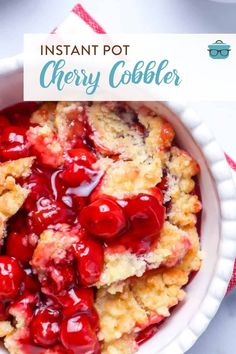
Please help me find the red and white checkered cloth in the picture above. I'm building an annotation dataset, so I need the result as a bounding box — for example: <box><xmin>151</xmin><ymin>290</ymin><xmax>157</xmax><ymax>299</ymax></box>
<box><xmin>58</xmin><ymin>3</ymin><xmax>236</xmax><ymax>293</ymax></box>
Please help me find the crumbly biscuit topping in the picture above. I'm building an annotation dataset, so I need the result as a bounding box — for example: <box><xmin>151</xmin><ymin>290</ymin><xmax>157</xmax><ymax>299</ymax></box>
<box><xmin>102</xmin><ymin>334</ymin><xmax>137</xmax><ymax>354</ymax></box>
<box><xmin>0</xmin><ymin>101</ymin><xmax>202</xmax><ymax>354</ymax></box>
<box><xmin>0</xmin><ymin>157</ymin><xmax>34</xmax><ymax>244</ymax></box>
<box><xmin>87</xmin><ymin>103</ymin><xmax>175</xmax><ymax>198</ymax></box>
<box><xmin>96</xmin><ymin>226</ymin><xmax>200</xmax><ymax>349</ymax></box>
<box><xmin>97</xmin><ymin>222</ymin><xmax>191</xmax><ymax>288</ymax></box>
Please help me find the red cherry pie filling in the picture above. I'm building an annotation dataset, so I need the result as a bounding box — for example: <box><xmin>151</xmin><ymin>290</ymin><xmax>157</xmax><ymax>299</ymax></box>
<box><xmin>0</xmin><ymin>102</ymin><xmax>202</xmax><ymax>354</ymax></box>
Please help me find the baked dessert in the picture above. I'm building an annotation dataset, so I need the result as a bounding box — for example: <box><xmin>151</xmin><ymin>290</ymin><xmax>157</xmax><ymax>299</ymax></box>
<box><xmin>0</xmin><ymin>101</ymin><xmax>202</xmax><ymax>354</ymax></box>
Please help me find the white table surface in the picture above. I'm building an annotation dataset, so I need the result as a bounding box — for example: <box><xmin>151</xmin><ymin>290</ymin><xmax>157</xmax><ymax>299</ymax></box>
<box><xmin>0</xmin><ymin>1</ymin><xmax>236</xmax><ymax>353</ymax></box>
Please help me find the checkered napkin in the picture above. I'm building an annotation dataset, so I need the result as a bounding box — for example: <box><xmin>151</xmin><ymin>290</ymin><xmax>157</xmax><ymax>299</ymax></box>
<box><xmin>58</xmin><ymin>3</ymin><xmax>236</xmax><ymax>292</ymax></box>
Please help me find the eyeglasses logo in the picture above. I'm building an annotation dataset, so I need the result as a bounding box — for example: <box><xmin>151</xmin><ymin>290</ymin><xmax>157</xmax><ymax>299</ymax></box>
<box><xmin>208</xmin><ymin>40</ymin><xmax>231</xmax><ymax>59</ymax></box>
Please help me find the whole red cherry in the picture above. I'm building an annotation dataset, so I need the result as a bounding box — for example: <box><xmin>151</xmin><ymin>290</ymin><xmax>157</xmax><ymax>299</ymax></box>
<box><xmin>118</xmin><ymin>194</ymin><xmax>165</xmax><ymax>254</ymax></box>
<box><xmin>61</xmin><ymin>148</ymin><xmax>97</xmax><ymax>187</ymax></box>
<box><xmin>0</xmin><ymin>256</ymin><xmax>24</xmax><ymax>301</ymax></box>
<box><xmin>68</xmin><ymin>148</ymin><xmax>96</xmax><ymax>166</ymax></box>
<box><xmin>6</xmin><ymin>230</ymin><xmax>36</xmax><ymax>264</ymax></box>
<box><xmin>80</xmin><ymin>197</ymin><xmax>126</xmax><ymax>240</ymax></box>
<box><xmin>23</xmin><ymin>169</ymin><xmax>51</xmax><ymax>210</ymax></box>
<box><xmin>124</xmin><ymin>194</ymin><xmax>165</xmax><ymax>237</ymax></box>
<box><xmin>60</xmin><ymin>314</ymin><xmax>99</xmax><ymax>354</ymax></box>
<box><xmin>27</xmin><ymin>196</ymin><xmax>73</xmax><ymax>234</ymax></box>
<box><xmin>9</xmin><ymin>292</ymin><xmax>40</xmax><ymax>322</ymax></box>
<box><xmin>0</xmin><ymin>126</ymin><xmax>29</xmax><ymax>161</ymax></box>
<box><xmin>75</xmin><ymin>239</ymin><xmax>104</xmax><ymax>286</ymax></box>
<box><xmin>62</xmin><ymin>163</ymin><xmax>93</xmax><ymax>187</ymax></box>
<box><xmin>58</xmin><ymin>287</ymin><xmax>94</xmax><ymax>317</ymax></box>
<box><xmin>30</xmin><ymin>307</ymin><xmax>61</xmax><ymax>347</ymax></box>
<box><xmin>23</xmin><ymin>268</ymin><xmax>40</xmax><ymax>293</ymax></box>
<box><xmin>3</xmin><ymin>102</ymin><xmax>38</xmax><ymax>127</ymax></box>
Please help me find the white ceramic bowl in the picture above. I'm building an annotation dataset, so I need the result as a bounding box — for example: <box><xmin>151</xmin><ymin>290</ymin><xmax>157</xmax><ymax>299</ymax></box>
<box><xmin>210</xmin><ymin>0</ymin><xmax>236</xmax><ymax>3</ymax></box>
<box><xmin>0</xmin><ymin>55</ymin><xmax>236</xmax><ymax>354</ymax></box>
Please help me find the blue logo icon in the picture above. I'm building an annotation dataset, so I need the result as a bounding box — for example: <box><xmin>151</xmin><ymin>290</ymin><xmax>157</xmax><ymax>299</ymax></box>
<box><xmin>208</xmin><ymin>40</ymin><xmax>231</xmax><ymax>59</ymax></box>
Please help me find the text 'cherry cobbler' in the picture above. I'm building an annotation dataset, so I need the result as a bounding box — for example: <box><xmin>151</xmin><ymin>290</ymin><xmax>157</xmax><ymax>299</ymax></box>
<box><xmin>0</xmin><ymin>102</ymin><xmax>202</xmax><ymax>354</ymax></box>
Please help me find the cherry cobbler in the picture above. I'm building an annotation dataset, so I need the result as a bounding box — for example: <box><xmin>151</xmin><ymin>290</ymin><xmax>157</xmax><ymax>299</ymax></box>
<box><xmin>0</xmin><ymin>102</ymin><xmax>202</xmax><ymax>354</ymax></box>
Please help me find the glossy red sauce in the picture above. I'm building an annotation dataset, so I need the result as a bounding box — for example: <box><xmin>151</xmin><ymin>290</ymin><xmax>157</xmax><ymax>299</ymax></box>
<box><xmin>0</xmin><ymin>102</ymin><xmax>168</xmax><ymax>353</ymax></box>
<box><xmin>136</xmin><ymin>176</ymin><xmax>202</xmax><ymax>346</ymax></box>
<box><xmin>136</xmin><ymin>324</ymin><xmax>160</xmax><ymax>346</ymax></box>
<box><xmin>0</xmin><ymin>102</ymin><xmax>202</xmax><ymax>353</ymax></box>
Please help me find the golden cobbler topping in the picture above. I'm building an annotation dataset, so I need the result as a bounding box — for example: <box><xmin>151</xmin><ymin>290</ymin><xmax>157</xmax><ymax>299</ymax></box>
<box><xmin>0</xmin><ymin>101</ymin><xmax>202</xmax><ymax>354</ymax></box>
